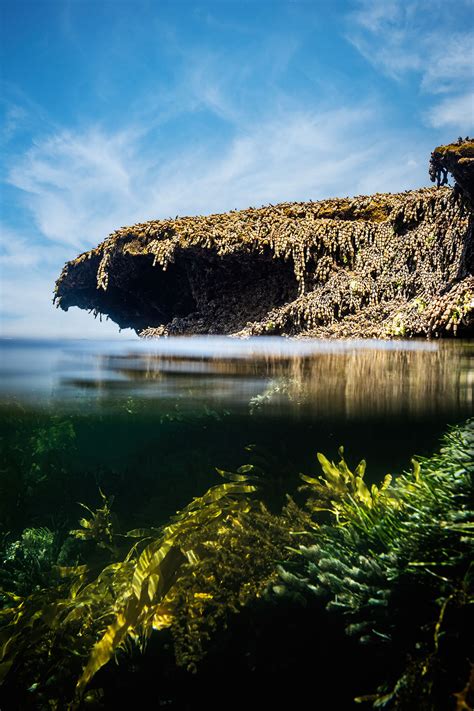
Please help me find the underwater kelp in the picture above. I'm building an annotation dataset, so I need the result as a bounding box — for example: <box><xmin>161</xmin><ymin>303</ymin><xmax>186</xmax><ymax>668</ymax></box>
<box><xmin>166</xmin><ymin>496</ymin><xmax>310</xmax><ymax>672</ymax></box>
<box><xmin>0</xmin><ymin>420</ymin><xmax>472</xmax><ymax>709</ymax></box>
<box><xmin>71</xmin><ymin>466</ymin><xmax>306</xmax><ymax>697</ymax></box>
<box><xmin>0</xmin><ymin>466</ymin><xmax>310</xmax><ymax>708</ymax></box>
<box><xmin>278</xmin><ymin>420</ymin><xmax>474</xmax><ymax>709</ymax></box>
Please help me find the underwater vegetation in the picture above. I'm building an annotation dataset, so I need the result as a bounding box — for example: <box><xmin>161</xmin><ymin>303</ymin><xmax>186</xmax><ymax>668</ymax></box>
<box><xmin>0</xmin><ymin>419</ymin><xmax>472</xmax><ymax>709</ymax></box>
<box><xmin>278</xmin><ymin>425</ymin><xmax>474</xmax><ymax>709</ymax></box>
<box><xmin>0</xmin><ymin>409</ymin><xmax>77</xmax><ymax>534</ymax></box>
<box><xmin>0</xmin><ymin>467</ymin><xmax>309</xmax><ymax>708</ymax></box>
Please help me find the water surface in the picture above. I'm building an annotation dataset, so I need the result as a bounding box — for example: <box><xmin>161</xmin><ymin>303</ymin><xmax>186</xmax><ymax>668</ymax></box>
<box><xmin>1</xmin><ymin>336</ymin><xmax>472</xmax><ymax>529</ymax></box>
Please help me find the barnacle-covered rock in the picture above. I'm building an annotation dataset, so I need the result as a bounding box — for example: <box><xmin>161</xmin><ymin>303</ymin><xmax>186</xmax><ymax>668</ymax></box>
<box><xmin>430</xmin><ymin>137</ymin><xmax>474</xmax><ymax>203</ymax></box>
<box><xmin>55</xmin><ymin>145</ymin><xmax>474</xmax><ymax>338</ymax></box>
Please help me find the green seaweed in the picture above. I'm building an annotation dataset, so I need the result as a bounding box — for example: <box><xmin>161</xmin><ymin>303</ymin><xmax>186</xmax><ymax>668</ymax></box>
<box><xmin>0</xmin><ymin>528</ymin><xmax>60</xmax><ymax>597</ymax></box>
<box><xmin>0</xmin><ymin>421</ymin><xmax>472</xmax><ymax>709</ymax></box>
<box><xmin>278</xmin><ymin>420</ymin><xmax>474</xmax><ymax>708</ymax></box>
<box><xmin>0</xmin><ymin>465</ymin><xmax>309</xmax><ymax>706</ymax></box>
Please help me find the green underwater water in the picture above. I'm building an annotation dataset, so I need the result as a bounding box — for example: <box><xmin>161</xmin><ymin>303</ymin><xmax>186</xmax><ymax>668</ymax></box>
<box><xmin>0</xmin><ymin>338</ymin><xmax>473</xmax><ymax>709</ymax></box>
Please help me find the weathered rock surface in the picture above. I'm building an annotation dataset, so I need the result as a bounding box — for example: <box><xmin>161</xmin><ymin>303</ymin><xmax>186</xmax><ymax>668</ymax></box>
<box><xmin>55</xmin><ymin>143</ymin><xmax>474</xmax><ymax>338</ymax></box>
<box><xmin>430</xmin><ymin>138</ymin><xmax>474</xmax><ymax>204</ymax></box>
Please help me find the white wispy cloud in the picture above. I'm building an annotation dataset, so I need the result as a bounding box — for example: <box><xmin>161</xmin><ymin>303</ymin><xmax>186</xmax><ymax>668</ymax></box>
<box><xmin>420</xmin><ymin>33</ymin><xmax>474</xmax><ymax>94</ymax></box>
<box><xmin>427</xmin><ymin>92</ymin><xmax>474</xmax><ymax>131</ymax></box>
<box><xmin>347</xmin><ymin>0</ymin><xmax>474</xmax><ymax>130</ymax></box>
<box><xmin>8</xmin><ymin>128</ymin><xmax>142</xmax><ymax>249</ymax></box>
<box><xmin>1</xmin><ymin>104</ymin><xmax>28</xmax><ymax>144</ymax></box>
<box><xmin>7</xmin><ymin>103</ymin><xmax>429</xmax><ymax>253</ymax></box>
<box><xmin>0</xmin><ymin>224</ymin><xmax>42</xmax><ymax>269</ymax></box>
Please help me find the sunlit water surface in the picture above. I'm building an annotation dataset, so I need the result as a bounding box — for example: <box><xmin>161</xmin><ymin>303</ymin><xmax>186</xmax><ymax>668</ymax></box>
<box><xmin>1</xmin><ymin>336</ymin><xmax>473</xmax><ymax>527</ymax></box>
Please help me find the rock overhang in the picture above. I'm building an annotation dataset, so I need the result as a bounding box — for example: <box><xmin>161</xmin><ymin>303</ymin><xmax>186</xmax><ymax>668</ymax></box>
<box><xmin>55</xmin><ymin>144</ymin><xmax>474</xmax><ymax>339</ymax></box>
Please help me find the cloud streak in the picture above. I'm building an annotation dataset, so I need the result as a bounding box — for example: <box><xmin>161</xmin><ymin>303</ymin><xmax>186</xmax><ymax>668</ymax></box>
<box><xmin>7</xmin><ymin>103</ymin><xmax>429</xmax><ymax>252</ymax></box>
<box><xmin>427</xmin><ymin>92</ymin><xmax>474</xmax><ymax>131</ymax></box>
<box><xmin>347</xmin><ymin>0</ymin><xmax>474</xmax><ymax>131</ymax></box>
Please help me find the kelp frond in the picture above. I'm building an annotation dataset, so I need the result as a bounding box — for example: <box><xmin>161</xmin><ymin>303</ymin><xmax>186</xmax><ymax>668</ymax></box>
<box><xmin>70</xmin><ymin>489</ymin><xmax>117</xmax><ymax>550</ymax></box>
<box><xmin>0</xmin><ymin>467</ymin><xmax>309</xmax><ymax>705</ymax></box>
<box><xmin>75</xmin><ymin>472</ymin><xmax>262</xmax><ymax>695</ymax></box>
<box><xmin>300</xmin><ymin>446</ymin><xmax>392</xmax><ymax>519</ymax></box>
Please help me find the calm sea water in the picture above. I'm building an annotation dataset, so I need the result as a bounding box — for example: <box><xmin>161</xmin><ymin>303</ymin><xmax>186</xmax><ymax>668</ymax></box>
<box><xmin>1</xmin><ymin>336</ymin><xmax>473</xmax><ymax>530</ymax></box>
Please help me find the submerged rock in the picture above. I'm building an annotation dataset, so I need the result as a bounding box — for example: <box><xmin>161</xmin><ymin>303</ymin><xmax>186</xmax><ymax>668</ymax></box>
<box><xmin>55</xmin><ymin>142</ymin><xmax>474</xmax><ymax>338</ymax></box>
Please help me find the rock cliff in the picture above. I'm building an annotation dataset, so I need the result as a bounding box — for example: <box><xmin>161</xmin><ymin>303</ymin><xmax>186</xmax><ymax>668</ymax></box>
<box><xmin>55</xmin><ymin>141</ymin><xmax>474</xmax><ymax>338</ymax></box>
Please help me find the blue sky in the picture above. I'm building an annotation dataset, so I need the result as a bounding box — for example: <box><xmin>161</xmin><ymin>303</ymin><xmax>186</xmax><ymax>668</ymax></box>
<box><xmin>1</xmin><ymin>0</ymin><xmax>473</xmax><ymax>337</ymax></box>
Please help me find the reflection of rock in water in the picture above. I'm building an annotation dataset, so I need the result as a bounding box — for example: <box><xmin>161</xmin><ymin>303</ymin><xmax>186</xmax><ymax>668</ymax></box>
<box><xmin>107</xmin><ymin>344</ymin><xmax>474</xmax><ymax>417</ymax></box>
<box><xmin>262</xmin><ymin>346</ymin><xmax>474</xmax><ymax>416</ymax></box>
<box><xmin>55</xmin><ymin>141</ymin><xmax>474</xmax><ymax>338</ymax></box>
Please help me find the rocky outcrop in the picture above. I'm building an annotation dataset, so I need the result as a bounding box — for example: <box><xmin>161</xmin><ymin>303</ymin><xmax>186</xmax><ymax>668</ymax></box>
<box><xmin>55</xmin><ymin>144</ymin><xmax>474</xmax><ymax>338</ymax></box>
<box><xmin>430</xmin><ymin>138</ymin><xmax>474</xmax><ymax>204</ymax></box>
